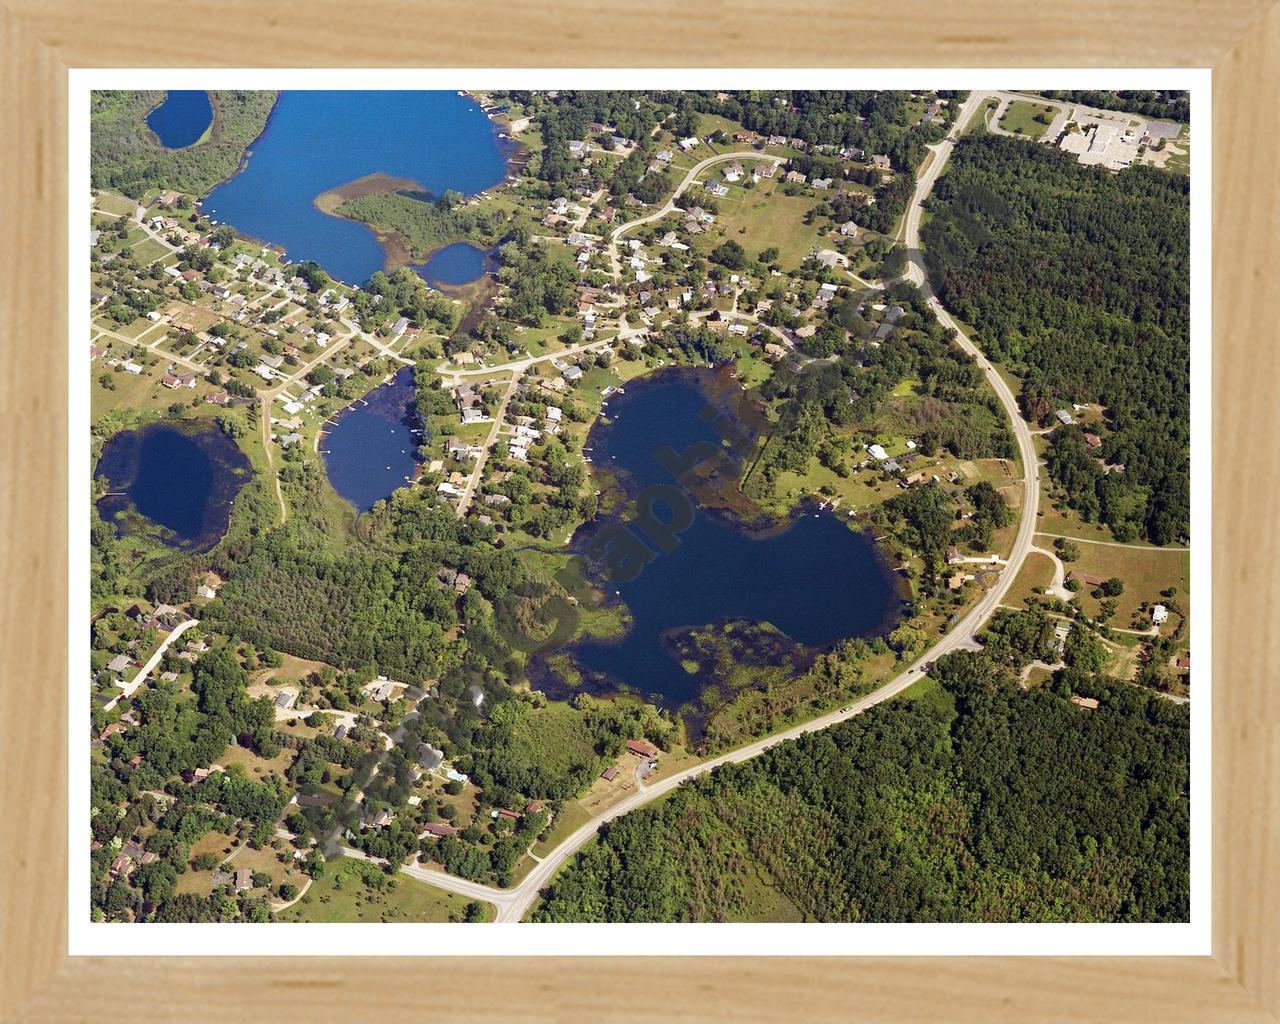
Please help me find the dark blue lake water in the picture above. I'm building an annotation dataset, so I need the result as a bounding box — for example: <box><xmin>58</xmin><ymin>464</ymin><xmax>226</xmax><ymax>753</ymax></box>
<box><xmin>201</xmin><ymin>91</ymin><xmax>508</xmax><ymax>285</ymax></box>
<box><xmin>413</xmin><ymin>241</ymin><xmax>491</xmax><ymax>287</ymax></box>
<box><xmin>147</xmin><ymin>90</ymin><xmax>213</xmax><ymax>149</ymax></box>
<box><xmin>322</xmin><ymin>366</ymin><xmax>421</xmax><ymax>513</ymax></box>
<box><xmin>554</xmin><ymin>368</ymin><xmax>902</xmax><ymax>708</ymax></box>
<box><xmin>95</xmin><ymin>420</ymin><xmax>252</xmax><ymax>552</ymax></box>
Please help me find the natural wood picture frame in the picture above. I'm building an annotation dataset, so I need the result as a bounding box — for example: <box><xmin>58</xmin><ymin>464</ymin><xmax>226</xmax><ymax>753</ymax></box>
<box><xmin>1</xmin><ymin>2</ymin><xmax>1276</xmax><ymax>1020</ymax></box>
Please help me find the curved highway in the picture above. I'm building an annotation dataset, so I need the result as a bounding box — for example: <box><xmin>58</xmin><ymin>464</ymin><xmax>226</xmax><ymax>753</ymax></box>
<box><xmin>378</xmin><ymin>92</ymin><xmax>1041</xmax><ymax>923</ymax></box>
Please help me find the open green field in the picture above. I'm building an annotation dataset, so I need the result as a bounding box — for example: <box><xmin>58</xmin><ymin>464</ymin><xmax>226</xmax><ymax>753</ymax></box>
<box><xmin>94</xmin><ymin>190</ymin><xmax>139</xmax><ymax>217</ymax></box>
<box><xmin>693</xmin><ymin>178</ymin><xmax>827</xmax><ymax>270</ymax></box>
<box><xmin>531</xmin><ymin>799</ymin><xmax>593</xmax><ymax>858</ymax></box>
<box><xmin>999</xmin><ymin>100</ymin><xmax>1056</xmax><ymax>139</ymax></box>
<box><xmin>279</xmin><ymin>857</ymin><xmax>489</xmax><ymax>922</ymax></box>
<box><xmin>1035</xmin><ymin>501</ymin><xmax>1167</xmax><ymax>547</ymax></box>
<box><xmin>695</xmin><ymin>111</ymin><xmax>751</xmax><ymax>140</ymax></box>
<box><xmin>129</xmin><ymin>236</ymin><xmax>171</xmax><ymax>265</ymax></box>
<box><xmin>1002</xmin><ymin>550</ymin><xmax>1057</xmax><ymax>608</ymax></box>
<box><xmin>1056</xmin><ymin>537</ymin><xmax>1190</xmax><ymax>628</ymax></box>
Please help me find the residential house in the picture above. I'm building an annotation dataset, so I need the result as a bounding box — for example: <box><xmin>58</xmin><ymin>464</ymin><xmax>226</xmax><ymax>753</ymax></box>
<box><xmin>1068</xmin><ymin>571</ymin><xmax>1108</xmax><ymax>588</ymax></box>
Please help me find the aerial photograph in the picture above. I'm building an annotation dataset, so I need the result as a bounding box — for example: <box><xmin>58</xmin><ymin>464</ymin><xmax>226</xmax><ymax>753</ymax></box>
<box><xmin>87</xmin><ymin>87</ymin><xmax>1192</xmax><ymax>926</ymax></box>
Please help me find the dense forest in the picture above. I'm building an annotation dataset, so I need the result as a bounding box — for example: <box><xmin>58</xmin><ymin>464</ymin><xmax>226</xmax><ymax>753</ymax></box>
<box><xmin>533</xmin><ymin>650</ymin><xmax>1189</xmax><ymax>922</ymax></box>
<box><xmin>90</xmin><ymin>91</ymin><xmax>277</xmax><ymax>198</ymax></box>
<box><xmin>1040</xmin><ymin>90</ymin><xmax>1189</xmax><ymax>123</ymax></box>
<box><xmin>202</xmin><ymin>462</ymin><xmax>525</xmax><ymax>684</ymax></box>
<box><xmin>689</xmin><ymin>89</ymin><xmax>963</xmax><ymax>172</ymax></box>
<box><xmin>921</xmin><ymin>133</ymin><xmax>1190</xmax><ymax>543</ymax></box>
<box><xmin>508</xmin><ymin>89</ymin><xmax>958</xmax><ymax>208</ymax></box>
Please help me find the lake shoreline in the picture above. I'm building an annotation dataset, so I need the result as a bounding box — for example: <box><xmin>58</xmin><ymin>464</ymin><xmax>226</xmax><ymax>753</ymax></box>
<box><xmin>312</xmin><ymin>172</ymin><xmax>428</xmax><ymax>272</ymax></box>
<box><xmin>307</xmin><ymin>90</ymin><xmax>530</xmax><ymax>280</ymax></box>
<box><xmin>532</xmin><ymin>364</ymin><xmax>908</xmax><ymax>720</ymax></box>
<box><xmin>95</xmin><ymin>418</ymin><xmax>254</xmax><ymax>553</ymax></box>
<box><xmin>195</xmin><ymin>90</ymin><xmax>282</xmax><ymax>197</ymax></box>
<box><xmin>321</xmin><ymin>366</ymin><xmax>424</xmax><ymax>514</ymax></box>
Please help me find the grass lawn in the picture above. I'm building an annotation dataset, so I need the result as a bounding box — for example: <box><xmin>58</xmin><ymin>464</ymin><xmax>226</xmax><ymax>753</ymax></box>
<box><xmin>218</xmin><ymin>741</ymin><xmax>297</xmax><ymax>781</ymax></box>
<box><xmin>991</xmin><ymin>362</ymin><xmax>1025</xmax><ymax>404</ymax></box>
<box><xmin>250</xmin><ymin>652</ymin><xmax>333</xmax><ymax>687</ymax></box>
<box><xmin>1103</xmin><ymin>636</ymin><xmax>1144</xmax><ymax>681</ymax></box>
<box><xmin>279</xmin><ymin>857</ymin><xmax>489</xmax><ymax>922</ymax></box>
<box><xmin>130</xmin><ymin>236</ymin><xmax>171</xmax><ymax>265</ymax></box>
<box><xmin>695</xmin><ymin>111</ymin><xmax>751</xmax><ymax>140</ymax></box>
<box><xmin>694</xmin><ymin>178</ymin><xmax>827</xmax><ymax>270</ymax></box>
<box><xmin>1059</xmin><ymin>539</ymin><xmax>1191</xmax><ymax>628</ymax></box>
<box><xmin>999</xmin><ymin>100</ymin><xmax>1056</xmax><ymax>139</ymax></box>
<box><xmin>1035</xmin><ymin>502</ymin><xmax>1164</xmax><ymax>547</ymax></box>
<box><xmin>225</xmin><ymin>840</ymin><xmax>299</xmax><ymax>890</ymax></box>
<box><xmin>531</xmin><ymin>800</ymin><xmax>593</xmax><ymax>858</ymax></box>
<box><xmin>94</xmin><ymin>190</ymin><xmax>138</xmax><ymax>217</ymax></box>
<box><xmin>734</xmin><ymin>352</ymin><xmax>773</xmax><ymax>390</ymax></box>
<box><xmin>1002</xmin><ymin>551</ymin><xmax>1057</xmax><ymax>608</ymax></box>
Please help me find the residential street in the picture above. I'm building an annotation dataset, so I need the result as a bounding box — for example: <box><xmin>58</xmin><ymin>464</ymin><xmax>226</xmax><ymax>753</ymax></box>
<box><xmin>365</xmin><ymin>90</ymin><xmax>1046</xmax><ymax>923</ymax></box>
<box><xmin>104</xmin><ymin>617</ymin><xmax>199</xmax><ymax>711</ymax></box>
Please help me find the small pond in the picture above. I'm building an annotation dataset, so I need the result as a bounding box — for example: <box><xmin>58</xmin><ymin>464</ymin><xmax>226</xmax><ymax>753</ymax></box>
<box><xmin>147</xmin><ymin>90</ymin><xmax>213</xmax><ymax>149</ymax></box>
<box><xmin>412</xmin><ymin>241</ymin><xmax>492</xmax><ymax>287</ymax></box>
<box><xmin>95</xmin><ymin>420</ymin><xmax>252</xmax><ymax>552</ymax></box>
<box><xmin>322</xmin><ymin>366</ymin><xmax>422</xmax><ymax>514</ymax></box>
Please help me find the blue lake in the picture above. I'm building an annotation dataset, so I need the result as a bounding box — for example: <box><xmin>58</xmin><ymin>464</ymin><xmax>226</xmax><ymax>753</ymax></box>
<box><xmin>95</xmin><ymin>420</ymin><xmax>252</xmax><ymax>552</ymax></box>
<box><xmin>548</xmin><ymin>368</ymin><xmax>903</xmax><ymax>709</ymax></box>
<box><xmin>147</xmin><ymin>90</ymin><xmax>213</xmax><ymax>149</ymax></box>
<box><xmin>322</xmin><ymin>366</ymin><xmax>421</xmax><ymax>514</ymax></box>
<box><xmin>413</xmin><ymin>241</ymin><xmax>491</xmax><ymax>287</ymax></box>
<box><xmin>201</xmin><ymin>91</ymin><xmax>509</xmax><ymax>285</ymax></box>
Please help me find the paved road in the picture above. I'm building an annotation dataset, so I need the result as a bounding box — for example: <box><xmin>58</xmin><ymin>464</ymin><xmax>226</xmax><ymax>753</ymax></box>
<box><xmin>608</xmin><ymin>149</ymin><xmax>786</xmax><ymax>257</ymax></box>
<box><xmin>434</xmin><ymin>336</ymin><xmax>616</xmax><ymax>383</ymax></box>
<box><xmin>373</xmin><ymin>90</ymin><xmax>1045</xmax><ymax>923</ymax></box>
<box><xmin>455</xmin><ymin>370</ymin><xmax>524</xmax><ymax>517</ymax></box>
<box><xmin>1034</xmin><ymin>531</ymin><xmax>1190</xmax><ymax>552</ymax></box>
<box><xmin>104</xmin><ymin>618</ymin><xmax>199</xmax><ymax>711</ymax></box>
